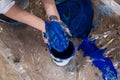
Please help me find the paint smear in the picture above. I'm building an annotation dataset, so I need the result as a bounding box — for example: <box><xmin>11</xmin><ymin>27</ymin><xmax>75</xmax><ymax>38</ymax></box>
<box><xmin>78</xmin><ymin>38</ymin><xmax>118</xmax><ymax>80</ymax></box>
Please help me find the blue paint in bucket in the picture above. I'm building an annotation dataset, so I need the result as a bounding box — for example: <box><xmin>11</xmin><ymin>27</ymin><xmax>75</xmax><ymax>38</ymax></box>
<box><xmin>47</xmin><ymin>41</ymin><xmax>75</xmax><ymax>66</ymax></box>
<box><xmin>50</xmin><ymin>41</ymin><xmax>75</xmax><ymax>59</ymax></box>
<box><xmin>78</xmin><ymin>38</ymin><xmax>118</xmax><ymax>80</ymax></box>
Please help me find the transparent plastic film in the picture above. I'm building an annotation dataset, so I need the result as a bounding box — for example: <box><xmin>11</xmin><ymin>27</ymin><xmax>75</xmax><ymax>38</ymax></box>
<box><xmin>0</xmin><ymin>0</ymin><xmax>120</xmax><ymax>80</ymax></box>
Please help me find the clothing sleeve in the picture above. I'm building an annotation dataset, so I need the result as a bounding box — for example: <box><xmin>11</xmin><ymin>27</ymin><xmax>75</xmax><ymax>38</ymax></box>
<box><xmin>0</xmin><ymin>0</ymin><xmax>15</xmax><ymax>14</ymax></box>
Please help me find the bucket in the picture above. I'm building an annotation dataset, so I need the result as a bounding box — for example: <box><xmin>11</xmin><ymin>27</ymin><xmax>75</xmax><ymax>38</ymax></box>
<box><xmin>49</xmin><ymin>41</ymin><xmax>75</xmax><ymax>66</ymax></box>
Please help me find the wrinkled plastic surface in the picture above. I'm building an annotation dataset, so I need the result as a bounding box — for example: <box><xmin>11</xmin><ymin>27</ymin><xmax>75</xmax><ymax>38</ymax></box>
<box><xmin>0</xmin><ymin>0</ymin><xmax>120</xmax><ymax>80</ymax></box>
<box><xmin>100</xmin><ymin>0</ymin><xmax>120</xmax><ymax>16</ymax></box>
<box><xmin>78</xmin><ymin>38</ymin><xmax>118</xmax><ymax>80</ymax></box>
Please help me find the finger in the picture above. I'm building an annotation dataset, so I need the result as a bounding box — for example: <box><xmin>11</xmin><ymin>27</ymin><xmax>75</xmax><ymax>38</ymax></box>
<box><xmin>59</xmin><ymin>22</ymin><xmax>72</xmax><ymax>37</ymax></box>
<box><xmin>42</xmin><ymin>32</ymin><xmax>49</xmax><ymax>43</ymax></box>
<box><xmin>65</xmin><ymin>28</ymin><xmax>72</xmax><ymax>37</ymax></box>
<box><xmin>62</xmin><ymin>40</ymin><xmax>68</xmax><ymax>50</ymax></box>
<box><xmin>43</xmin><ymin>32</ymin><xmax>48</xmax><ymax>39</ymax></box>
<box><xmin>46</xmin><ymin>44</ymin><xmax>51</xmax><ymax>51</ymax></box>
<box><xmin>55</xmin><ymin>36</ymin><xmax>65</xmax><ymax>52</ymax></box>
<box><xmin>52</xmin><ymin>25</ymin><xmax>65</xmax><ymax>41</ymax></box>
<box><xmin>53</xmin><ymin>34</ymin><xmax>68</xmax><ymax>52</ymax></box>
<box><xmin>53</xmin><ymin>27</ymin><xmax>69</xmax><ymax>50</ymax></box>
<box><xmin>51</xmin><ymin>37</ymin><xmax>62</xmax><ymax>52</ymax></box>
<box><xmin>50</xmin><ymin>22</ymin><xmax>69</xmax><ymax>51</ymax></box>
<box><xmin>43</xmin><ymin>38</ymin><xmax>49</xmax><ymax>44</ymax></box>
<box><xmin>50</xmin><ymin>21</ymin><xmax>66</xmax><ymax>40</ymax></box>
<box><xmin>48</xmin><ymin>28</ymin><xmax>62</xmax><ymax>51</ymax></box>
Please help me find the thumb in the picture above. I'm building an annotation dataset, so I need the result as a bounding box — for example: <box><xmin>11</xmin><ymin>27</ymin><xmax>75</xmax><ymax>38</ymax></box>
<box><xmin>42</xmin><ymin>32</ymin><xmax>49</xmax><ymax>43</ymax></box>
<box><xmin>65</xmin><ymin>28</ymin><xmax>72</xmax><ymax>37</ymax></box>
<box><xmin>59</xmin><ymin>22</ymin><xmax>72</xmax><ymax>37</ymax></box>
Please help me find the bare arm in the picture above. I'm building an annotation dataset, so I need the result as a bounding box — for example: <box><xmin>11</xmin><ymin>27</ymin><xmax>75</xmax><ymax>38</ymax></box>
<box><xmin>42</xmin><ymin>0</ymin><xmax>71</xmax><ymax>34</ymax></box>
<box><xmin>42</xmin><ymin>0</ymin><xmax>60</xmax><ymax>20</ymax></box>
<box><xmin>4</xmin><ymin>5</ymin><xmax>46</xmax><ymax>32</ymax></box>
<box><xmin>4</xmin><ymin>0</ymin><xmax>60</xmax><ymax>32</ymax></box>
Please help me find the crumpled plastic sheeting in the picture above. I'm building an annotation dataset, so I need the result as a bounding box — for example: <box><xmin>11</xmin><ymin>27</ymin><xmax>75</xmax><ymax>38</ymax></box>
<box><xmin>97</xmin><ymin>3</ymin><xmax>114</xmax><ymax>15</ymax></box>
<box><xmin>100</xmin><ymin>0</ymin><xmax>120</xmax><ymax>16</ymax></box>
<box><xmin>0</xmin><ymin>39</ymin><xmax>31</xmax><ymax>80</ymax></box>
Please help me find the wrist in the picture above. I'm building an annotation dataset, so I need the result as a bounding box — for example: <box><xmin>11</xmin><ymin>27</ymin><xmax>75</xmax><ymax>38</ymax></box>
<box><xmin>49</xmin><ymin>15</ymin><xmax>60</xmax><ymax>21</ymax></box>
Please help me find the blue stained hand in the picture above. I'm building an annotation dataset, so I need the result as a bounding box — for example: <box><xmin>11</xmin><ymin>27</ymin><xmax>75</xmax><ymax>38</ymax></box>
<box><xmin>44</xmin><ymin>21</ymin><xmax>70</xmax><ymax>52</ymax></box>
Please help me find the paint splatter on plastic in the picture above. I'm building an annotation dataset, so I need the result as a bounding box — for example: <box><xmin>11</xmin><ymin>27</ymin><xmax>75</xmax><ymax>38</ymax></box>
<box><xmin>78</xmin><ymin>38</ymin><xmax>118</xmax><ymax>80</ymax></box>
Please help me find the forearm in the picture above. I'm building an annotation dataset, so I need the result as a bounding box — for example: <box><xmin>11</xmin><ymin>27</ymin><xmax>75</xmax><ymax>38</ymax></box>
<box><xmin>42</xmin><ymin>0</ymin><xmax>60</xmax><ymax>20</ymax></box>
<box><xmin>4</xmin><ymin>5</ymin><xmax>45</xmax><ymax>32</ymax></box>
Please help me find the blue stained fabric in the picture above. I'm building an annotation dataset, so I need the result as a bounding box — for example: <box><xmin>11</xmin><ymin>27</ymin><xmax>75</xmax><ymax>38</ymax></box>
<box><xmin>55</xmin><ymin>0</ymin><xmax>66</xmax><ymax>5</ymax></box>
<box><xmin>56</xmin><ymin>0</ymin><xmax>94</xmax><ymax>38</ymax></box>
<box><xmin>78</xmin><ymin>38</ymin><xmax>118</xmax><ymax>80</ymax></box>
<box><xmin>45</xmin><ymin>21</ymin><xmax>69</xmax><ymax>52</ymax></box>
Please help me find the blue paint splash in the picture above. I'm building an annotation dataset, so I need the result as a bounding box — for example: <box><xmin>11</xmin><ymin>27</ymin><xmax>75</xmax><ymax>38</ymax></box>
<box><xmin>78</xmin><ymin>38</ymin><xmax>118</xmax><ymax>80</ymax></box>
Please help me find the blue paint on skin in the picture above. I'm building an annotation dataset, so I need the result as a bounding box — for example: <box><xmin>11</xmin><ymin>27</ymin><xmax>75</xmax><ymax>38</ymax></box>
<box><xmin>45</xmin><ymin>21</ymin><xmax>69</xmax><ymax>52</ymax></box>
<box><xmin>78</xmin><ymin>38</ymin><xmax>118</xmax><ymax>80</ymax></box>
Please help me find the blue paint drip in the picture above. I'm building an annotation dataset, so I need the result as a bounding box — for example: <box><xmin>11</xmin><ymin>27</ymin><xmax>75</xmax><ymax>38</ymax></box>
<box><xmin>78</xmin><ymin>38</ymin><xmax>118</xmax><ymax>80</ymax></box>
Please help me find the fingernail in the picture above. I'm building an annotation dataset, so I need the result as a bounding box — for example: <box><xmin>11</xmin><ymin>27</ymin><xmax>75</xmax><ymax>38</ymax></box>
<box><xmin>68</xmin><ymin>32</ymin><xmax>72</xmax><ymax>37</ymax></box>
<box><xmin>65</xmin><ymin>29</ymin><xmax>72</xmax><ymax>37</ymax></box>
